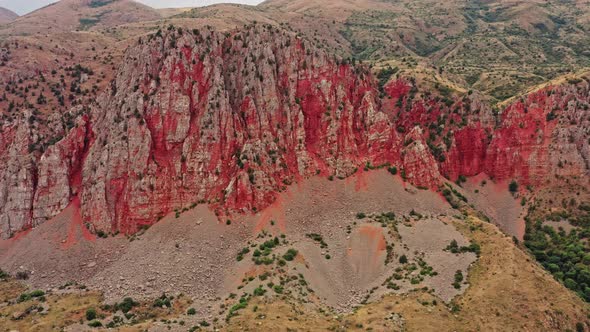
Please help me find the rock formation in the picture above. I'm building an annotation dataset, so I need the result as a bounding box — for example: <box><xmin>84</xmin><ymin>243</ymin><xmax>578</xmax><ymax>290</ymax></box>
<box><xmin>0</xmin><ymin>24</ymin><xmax>588</xmax><ymax>237</ymax></box>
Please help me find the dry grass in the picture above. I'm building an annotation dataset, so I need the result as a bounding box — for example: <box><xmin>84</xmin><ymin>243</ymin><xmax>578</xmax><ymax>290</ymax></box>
<box><xmin>0</xmin><ymin>279</ymin><xmax>26</xmax><ymax>303</ymax></box>
<box><xmin>0</xmin><ymin>282</ymin><xmax>192</xmax><ymax>332</ymax></box>
<box><xmin>226</xmin><ymin>216</ymin><xmax>590</xmax><ymax>331</ymax></box>
<box><xmin>0</xmin><ymin>290</ymin><xmax>102</xmax><ymax>332</ymax></box>
<box><xmin>0</xmin><ymin>214</ymin><xmax>587</xmax><ymax>331</ymax></box>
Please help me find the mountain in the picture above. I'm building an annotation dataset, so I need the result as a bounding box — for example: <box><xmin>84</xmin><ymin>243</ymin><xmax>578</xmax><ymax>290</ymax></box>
<box><xmin>0</xmin><ymin>7</ymin><xmax>17</xmax><ymax>24</ymax></box>
<box><xmin>1</xmin><ymin>22</ymin><xmax>588</xmax><ymax>238</ymax></box>
<box><xmin>0</xmin><ymin>1</ymin><xmax>589</xmax><ymax>331</ymax></box>
<box><xmin>181</xmin><ymin>0</ymin><xmax>590</xmax><ymax>102</ymax></box>
<box><xmin>2</xmin><ymin>0</ymin><xmax>161</xmax><ymax>34</ymax></box>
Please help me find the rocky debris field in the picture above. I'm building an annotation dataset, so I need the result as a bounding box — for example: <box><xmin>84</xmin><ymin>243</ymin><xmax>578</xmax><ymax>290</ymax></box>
<box><xmin>1</xmin><ymin>170</ymin><xmax>483</xmax><ymax>328</ymax></box>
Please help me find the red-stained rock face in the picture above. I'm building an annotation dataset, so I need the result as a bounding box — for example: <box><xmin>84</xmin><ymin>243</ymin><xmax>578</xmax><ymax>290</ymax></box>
<box><xmin>0</xmin><ymin>24</ymin><xmax>588</xmax><ymax>237</ymax></box>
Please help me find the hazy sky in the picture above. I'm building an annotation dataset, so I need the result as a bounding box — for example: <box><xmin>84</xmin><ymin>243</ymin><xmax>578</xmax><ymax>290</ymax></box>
<box><xmin>0</xmin><ymin>0</ymin><xmax>264</xmax><ymax>15</ymax></box>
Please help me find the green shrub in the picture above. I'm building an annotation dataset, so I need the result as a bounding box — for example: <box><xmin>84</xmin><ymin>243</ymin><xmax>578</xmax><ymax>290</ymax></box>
<box><xmin>187</xmin><ymin>308</ymin><xmax>196</xmax><ymax>315</ymax></box>
<box><xmin>383</xmin><ymin>212</ymin><xmax>396</xmax><ymax>220</ymax></box>
<box><xmin>509</xmin><ymin>180</ymin><xmax>518</xmax><ymax>193</ymax></box>
<box><xmin>29</xmin><ymin>290</ymin><xmax>45</xmax><ymax>298</ymax></box>
<box><xmin>282</xmin><ymin>249</ymin><xmax>298</xmax><ymax>261</ymax></box>
<box><xmin>388</xmin><ymin>166</ymin><xmax>398</xmax><ymax>175</ymax></box>
<box><xmin>273</xmin><ymin>285</ymin><xmax>284</xmax><ymax>294</ymax></box>
<box><xmin>115</xmin><ymin>297</ymin><xmax>138</xmax><ymax>313</ymax></box>
<box><xmin>86</xmin><ymin>308</ymin><xmax>97</xmax><ymax>320</ymax></box>
<box><xmin>453</xmin><ymin>270</ymin><xmax>464</xmax><ymax>289</ymax></box>
<box><xmin>153</xmin><ymin>293</ymin><xmax>172</xmax><ymax>308</ymax></box>
<box><xmin>253</xmin><ymin>286</ymin><xmax>266</xmax><ymax>296</ymax></box>
<box><xmin>88</xmin><ymin>320</ymin><xmax>102</xmax><ymax>328</ymax></box>
<box><xmin>17</xmin><ymin>293</ymin><xmax>31</xmax><ymax>303</ymax></box>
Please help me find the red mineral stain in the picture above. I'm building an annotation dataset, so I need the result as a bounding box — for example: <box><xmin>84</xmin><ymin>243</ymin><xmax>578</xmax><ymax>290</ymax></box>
<box><xmin>62</xmin><ymin>197</ymin><xmax>95</xmax><ymax>250</ymax></box>
<box><xmin>4</xmin><ymin>27</ymin><xmax>584</xmax><ymax>237</ymax></box>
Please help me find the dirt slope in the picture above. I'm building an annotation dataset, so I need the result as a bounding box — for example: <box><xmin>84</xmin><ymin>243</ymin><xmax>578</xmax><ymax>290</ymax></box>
<box><xmin>0</xmin><ymin>173</ymin><xmax>588</xmax><ymax>331</ymax></box>
<box><xmin>227</xmin><ymin>216</ymin><xmax>590</xmax><ymax>332</ymax></box>
<box><xmin>0</xmin><ymin>6</ymin><xmax>17</xmax><ymax>24</ymax></box>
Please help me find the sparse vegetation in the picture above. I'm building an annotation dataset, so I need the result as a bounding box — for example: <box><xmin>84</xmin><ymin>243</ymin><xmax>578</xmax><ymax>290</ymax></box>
<box><xmin>282</xmin><ymin>248</ymin><xmax>298</xmax><ymax>261</ymax></box>
<box><xmin>113</xmin><ymin>297</ymin><xmax>139</xmax><ymax>313</ymax></box>
<box><xmin>88</xmin><ymin>320</ymin><xmax>102</xmax><ymax>327</ymax></box>
<box><xmin>445</xmin><ymin>239</ymin><xmax>481</xmax><ymax>256</ymax></box>
<box><xmin>153</xmin><ymin>293</ymin><xmax>173</xmax><ymax>308</ymax></box>
<box><xmin>306</xmin><ymin>233</ymin><xmax>328</xmax><ymax>248</ymax></box>
<box><xmin>453</xmin><ymin>270</ymin><xmax>464</xmax><ymax>289</ymax></box>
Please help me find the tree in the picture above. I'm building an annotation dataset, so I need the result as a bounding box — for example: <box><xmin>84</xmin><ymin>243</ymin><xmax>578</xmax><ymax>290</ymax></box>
<box><xmin>509</xmin><ymin>180</ymin><xmax>519</xmax><ymax>193</ymax></box>
<box><xmin>86</xmin><ymin>308</ymin><xmax>97</xmax><ymax>320</ymax></box>
<box><xmin>399</xmin><ymin>255</ymin><xmax>408</xmax><ymax>264</ymax></box>
<box><xmin>564</xmin><ymin>278</ymin><xmax>578</xmax><ymax>290</ymax></box>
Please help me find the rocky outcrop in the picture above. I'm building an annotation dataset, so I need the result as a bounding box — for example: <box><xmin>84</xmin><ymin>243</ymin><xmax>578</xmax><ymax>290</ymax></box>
<box><xmin>0</xmin><ymin>24</ymin><xmax>589</xmax><ymax>237</ymax></box>
<box><xmin>80</xmin><ymin>25</ymin><xmax>382</xmax><ymax>233</ymax></box>
<box><xmin>0</xmin><ymin>114</ymin><xmax>37</xmax><ymax>237</ymax></box>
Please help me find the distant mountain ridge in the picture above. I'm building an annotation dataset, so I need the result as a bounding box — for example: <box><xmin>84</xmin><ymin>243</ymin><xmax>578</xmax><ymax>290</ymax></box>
<box><xmin>1</xmin><ymin>0</ymin><xmax>161</xmax><ymax>34</ymax></box>
<box><xmin>188</xmin><ymin>0</ymin><xmax>590</xmax><ymax>102</ymax></box>
<box><xmin>0</xmin><ymin>6</ymin><xmax>17</xmax><ymax>24</ymax></box>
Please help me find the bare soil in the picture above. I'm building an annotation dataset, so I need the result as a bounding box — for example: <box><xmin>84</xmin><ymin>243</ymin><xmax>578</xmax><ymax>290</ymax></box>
<box><xmin>462</xmin><ymin>173</ymin><xmax>525</xmax><ymax>239</ymax></box>
<box><xmin>0</xmin><ymin>170</ymin><xmax>547</xmax><ymax>329</ymax></box>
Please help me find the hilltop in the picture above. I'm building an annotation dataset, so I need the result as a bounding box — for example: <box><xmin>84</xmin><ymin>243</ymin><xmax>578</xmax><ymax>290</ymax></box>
<box><xmin>0</xmin><ymin>7</ymin><xmax>17</xmax><ymax>24</ymax></box>
<box><xmin>1</xmin><ymin>0</ymin><xmax>161</xmax><ymax>35</ymax></box>
<box><xmin>179</xmin><ymin>0</ymin><xmax>590</xmax><ymax>102</ymax></box>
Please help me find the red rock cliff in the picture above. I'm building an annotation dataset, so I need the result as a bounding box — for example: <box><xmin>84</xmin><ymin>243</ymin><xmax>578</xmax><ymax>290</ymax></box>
<box><xmin>0</xmin><ymin>25</ymin><xmax>588</xmax><ymax>237</ymax></box>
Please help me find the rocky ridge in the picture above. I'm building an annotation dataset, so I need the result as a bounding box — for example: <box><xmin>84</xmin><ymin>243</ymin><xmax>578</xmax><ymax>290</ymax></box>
<box><xmin>0</xmin><ymin>24</ymin><xmax>589</xmax><ymax>237</ymax></box>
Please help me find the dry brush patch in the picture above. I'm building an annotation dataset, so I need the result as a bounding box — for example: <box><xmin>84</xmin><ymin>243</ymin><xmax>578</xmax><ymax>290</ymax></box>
<box><xmin>224</xmin><ymin>216</ymin><xmax>590</xmax><ymax>332</ymax></box>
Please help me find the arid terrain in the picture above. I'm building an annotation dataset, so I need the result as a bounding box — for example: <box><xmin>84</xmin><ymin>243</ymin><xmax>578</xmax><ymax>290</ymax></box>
<box><xmin>0</xmin><ymin>0</ymin><xmax>589</xmax><ymax>331</ymax></box>
<box><xmin>1</xmin><ymin>172</ymin><xmax>588</xmax><ymax>331</ymax></box>
<box><xmin>0</xmin><ymin>7</ymin><xmax>17</xmax><ymax>24</ymax></box>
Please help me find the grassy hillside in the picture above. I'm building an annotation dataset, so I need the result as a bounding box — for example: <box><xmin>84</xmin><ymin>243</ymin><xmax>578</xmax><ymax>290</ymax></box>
<box><xmin>202</xmin><ymin>0</ymin><xmax>590</xmax><ymax>102</ymax></box>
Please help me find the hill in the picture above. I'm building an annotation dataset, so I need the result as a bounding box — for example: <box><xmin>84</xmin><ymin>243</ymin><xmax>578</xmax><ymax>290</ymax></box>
<box><xmin>0</xmin><ymin>1</ymin><xmax>589</xmax><ymax>331</ymax></box>
<box><xmin>0</xmin><ymin>23</ymin><xmax>586</xmax><ymax>237</ymax></box>
<box><xmin>183</xmin><ymin>0</ymin><xmax>590</xmax><ymax>102</ymax></box>
<box><xmin>2</xmin><ymin>0</ymin><xmax>161</xmax><ymax>35</ymax></box>
<box><xmin>0</xmin><ymin>7</ymin><xmax>17</xmax><ymax>24</ymax></box>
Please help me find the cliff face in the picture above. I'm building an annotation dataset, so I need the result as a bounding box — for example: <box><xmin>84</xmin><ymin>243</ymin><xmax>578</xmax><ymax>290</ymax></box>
<box><xmin>0</xmin><ymin>25</ymin><xmax>588</xmax><ymax>237</ymax></box>
<box><xmin>77</xmin><ymin>25</ymin><xmax>385</xmax><ymax>233</ymax></box>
